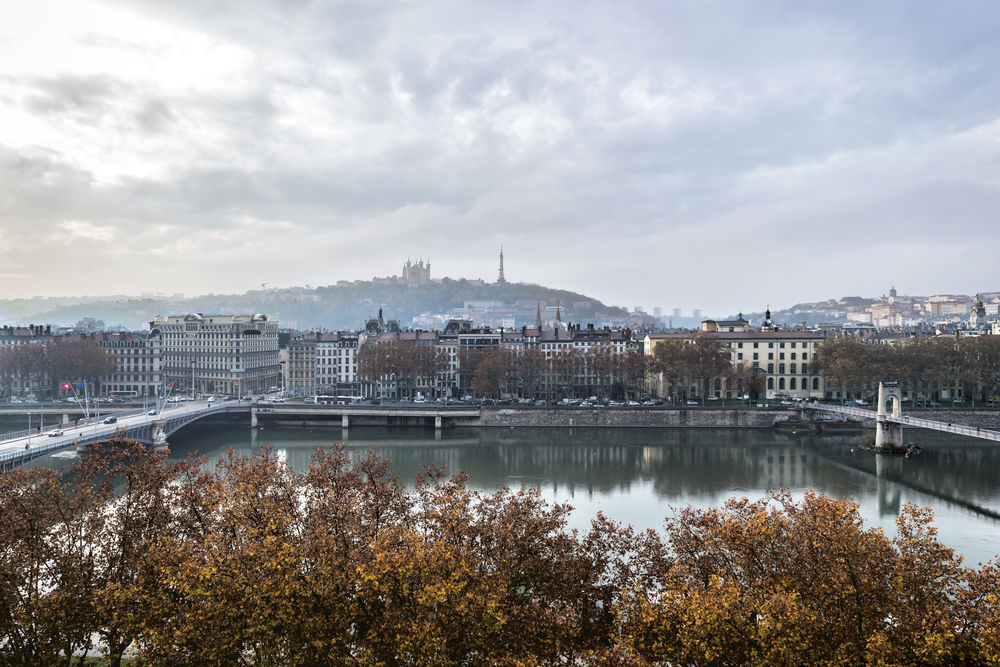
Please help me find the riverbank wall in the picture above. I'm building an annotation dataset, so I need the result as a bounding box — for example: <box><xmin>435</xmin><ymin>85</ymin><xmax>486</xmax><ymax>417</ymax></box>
<box><xmin>481</xmin><ymin>407</ymin><xmax>792</xmax><ymax>428</ymax></box>
<box><xmin>479</xmin><ymin>407</ymin><xmax>1000</xmax><ymax>430</ymax></box>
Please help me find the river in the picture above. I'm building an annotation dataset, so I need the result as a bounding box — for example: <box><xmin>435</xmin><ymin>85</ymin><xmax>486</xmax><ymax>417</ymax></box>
<box><xmin>27</xmin><ymin>422</ymin><xmax>1000</xmax><ymax>565</ymax></box>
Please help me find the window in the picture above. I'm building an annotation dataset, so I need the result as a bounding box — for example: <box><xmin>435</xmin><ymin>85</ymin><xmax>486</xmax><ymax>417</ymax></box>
<box><xmin>813</xmin><ymin>377</ymin><xmax>820</xmax><ymax>390</ymax></box>
<box><xmin>768</xmin><ymin>342</ymin><xmax>774</xmax><ymax>348</ymax></box>
<box><xmin>768</xmin><ymin>378</ymin><xmax>774</xmax><ymax>390</ymax></box>
<box><xmin>753</xmin><ymin>342</ymin><xmax>759</xmax><ymax>348</ymax></box>
<box><xmin>779</xmin><ymin>342</ymin><xmax>785</xmax><ymax>348</ymax></box>
<box><xmin>737</xmin><ymin>352</ymin><xmax>743</xmax><ymax>360</ymax></box>
<box><xmin>790</xmin><ymin>363</ymin><xmax>797</xmax><ymax>374</ymax></box>
<box><xmin>767</xmin><ymin>363</ymin><xmax>774</xmax><ymax>373</ymax></box>
<box><xmin>802</xmin><ymin>363</ymin><xmax>808</xmax><ymax>374</ymax></box>
<box><xmin>768</xmin><ymin>352</ymin><xmax>774</xmax><ymax>360</ymax></box>
<box><xmin>753</xmin><ymin>352</ymin><xmax>758</xmax><ymax>361</ymax></box>
<box><xmin>778</xmin><ymin>363</ymin><xmax>785</xmax><ymax>374</ymax></box>
<box><xmin>802</xmin><ymin>353</ymin><xmax>808</xmax><ymax>360</ymax></box>
<box><xmin>779</xmin><ymin>353</ymin><xmax>785</xmax><ymax>360</ymax></box>
<box><xmin>778</xmin><ymin>378</ymin><xmax>786</xmax><ymax>390</ymax></box>
<box><xmin>790</xmin><ymin>378</ymin><xmax>797</xmax><ymax>390</ymax></box>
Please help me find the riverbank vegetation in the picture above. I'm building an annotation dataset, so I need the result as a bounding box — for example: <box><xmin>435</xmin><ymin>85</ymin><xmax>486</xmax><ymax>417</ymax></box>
<box><xmin>815</xmin><ymin>335</ymin><xmax>1000</xmax><ymax>404</ymax></box>
<box><xmin>2</xmin><ymin>440</ymin><xmax>998</xmax><ymax>665</ymax></box>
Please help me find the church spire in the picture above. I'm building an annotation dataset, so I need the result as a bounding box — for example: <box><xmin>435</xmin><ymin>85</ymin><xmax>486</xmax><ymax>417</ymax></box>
<box><xmin>497</xmin><ymin>245</ymin><xmax>506</xmax><ymax>284</ymax></box>
<box><xmin>535</xmin><ymin>299</ymin><xmax>542</xmax><ymax>329</ymax></box>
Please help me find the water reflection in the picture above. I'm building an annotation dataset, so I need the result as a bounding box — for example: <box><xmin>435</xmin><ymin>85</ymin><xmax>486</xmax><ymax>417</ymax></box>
<box><xmin>30</xmin><ymin>423</ymin><xmax>1000</xmax><ymax>563</ymax></box>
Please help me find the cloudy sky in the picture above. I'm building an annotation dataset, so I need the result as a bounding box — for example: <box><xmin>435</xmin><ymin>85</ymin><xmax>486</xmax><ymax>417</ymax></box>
<box><xmin>1</xmin><ymin>0</ymin><xmax>998</xmax><ymax>316</ymax></box>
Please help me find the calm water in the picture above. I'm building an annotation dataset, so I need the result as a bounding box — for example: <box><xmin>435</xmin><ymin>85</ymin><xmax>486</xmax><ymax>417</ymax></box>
<box><xmin>33</xmin><ymin>423</ymin><xmax>1000</xmax><ymax>565</ymax></box>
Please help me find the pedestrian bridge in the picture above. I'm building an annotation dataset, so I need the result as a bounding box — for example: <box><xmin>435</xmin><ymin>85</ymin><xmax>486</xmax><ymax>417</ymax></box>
<box><xmin>809</xmin><ymin>397</ymin><xmax>1000</xmax><ymax>445</ymax></box>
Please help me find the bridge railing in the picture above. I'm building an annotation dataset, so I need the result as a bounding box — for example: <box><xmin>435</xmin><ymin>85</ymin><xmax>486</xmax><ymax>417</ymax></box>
<box><xmin>0</xmin><ymin>428</ymin><xmax>41</xmax><ymax>444</ymax></box>
<box><xmin>810</xmin><ymin>402</ymin><xmax>1000</xmax><ymax>442</ymax></box>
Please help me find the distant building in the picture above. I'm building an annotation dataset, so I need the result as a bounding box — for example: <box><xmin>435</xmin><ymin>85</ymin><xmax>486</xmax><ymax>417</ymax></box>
<box><xmin>287</xmin><ymin>334</ymin><xmax>317</xmax><ymax>398</ymax></box>
<box><xmin>401</xmin><ymin>258</ymin><xmax>431</xmax><ymax>285</ymax></box>
<box><xmin>316</xmin><ymin>332</ymin><xmax>363</xmax><ymax>395</ymax></box>
<box><xmin>151</xmin><ymin>313</ymin><xmax>280</xmax><ymax>397</ymax></box>
<box><xmin>94</xmin><ymin>331</ymin><xmax>162</xmax><ymax>398</ymax></box>
<box><xmin>0</xmin><ymin>324</ymin><xmax>52</xmax><ymax>347</ymax></box>
<box><xmin>647</xmin><ymin>309</ymin><xmax>825</xmax><ymax>400</ymax></box>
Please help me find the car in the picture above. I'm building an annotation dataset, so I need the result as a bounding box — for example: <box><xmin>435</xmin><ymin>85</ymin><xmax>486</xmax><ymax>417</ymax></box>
<box><xmin>208</xmin><ymin>396</ymin><xmax>218</xmax><ymax>403</ymax></box>
<box><xmin>686</xmin><ymin>400</ymin><xmax>699</xmax><ymax>406</ymax></box>
<box><xmin>952</xmin><ymin>398</ymin><xmax>965</xmax><ymax>404</ymax></box>
<box><xmin>707</xmin><ymin>396</ymin><xmax>720</xmax><ymax>401</ymax></box>
<box><xmin>47</xmin><ymin>429</ymin><xmax>64</xmax><ymax>437</ymax></box>
<box><xmin>103</xmin><ymin>416</ymin><xmax>117</xmax><ymax>424</ymax></box>
<box><xmin>627</xmin><ymin>401</ymin><xmax>640</xmax><ymax>406</ymax></box>
<box><xmin>148</xmin><ymin>409</ymin><xmax>157</xmax><ymax>415</ymax></box>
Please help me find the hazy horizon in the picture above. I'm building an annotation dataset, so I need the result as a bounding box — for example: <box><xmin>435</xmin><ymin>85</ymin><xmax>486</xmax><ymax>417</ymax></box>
<box><xmin>3</xmin><ymin>1</ymin><xmax>999</xmax><ymax>313</ymax></box>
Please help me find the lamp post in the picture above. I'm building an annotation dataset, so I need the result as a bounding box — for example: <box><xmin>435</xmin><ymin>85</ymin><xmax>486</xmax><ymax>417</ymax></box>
<box><xmin>191</xmin><ymin>361</ymin><xmax>196</xmax><ymax>401</ymax></box>
<box><xmin>279</xmin><ymin>360</ymin><xmax>286</xmax><ymax>397</ymax></box>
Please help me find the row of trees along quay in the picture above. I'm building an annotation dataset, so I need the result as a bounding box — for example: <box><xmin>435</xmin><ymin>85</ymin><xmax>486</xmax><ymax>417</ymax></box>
<box><xmin>356</xmin><ymin>336</ymin><xmax>738</xmax><ymax>402</ymax></box>
<box><xmin>2</xmin><ymin>439</ymin><xmax>999</xmax><ymax>665</ymax></box>
<box><xmin>0</xmin><ymin>340</ymin><xmax>115</xmax><ymax>397</ymax></box>
<box><xmin>356</xmin><ymin>334</ymin><xmax>1000</xmax><ymax>404</ymax></box>
<box><xmin>814</xmin><ymin>335</ymin><xmax>1000</xmax><ymax>403</ymax></box>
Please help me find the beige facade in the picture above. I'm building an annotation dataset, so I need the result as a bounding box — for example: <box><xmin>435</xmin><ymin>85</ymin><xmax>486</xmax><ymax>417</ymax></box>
<box><xmin>645</xmin><ymin>328</ymin><xmax>826</xmax><ymax>400</ymax></box>
<box><xmin>316</xmin><ymin>332</ymin><xmax>363</xmax><ymax>394</ymax></box>
<box><xmin>152</xmin><ymin>313</ymin><xmax>279</xmax><ymax>397</ymax></box>
<box><xmin>287</xmin><ymin>335</ymin><xmax>317</xmax><ymax>397</ymax></box>
<box><xmin>96</xmin><ymin>332</ymin><xmax>162</xmax><ymax>397</ymax></box>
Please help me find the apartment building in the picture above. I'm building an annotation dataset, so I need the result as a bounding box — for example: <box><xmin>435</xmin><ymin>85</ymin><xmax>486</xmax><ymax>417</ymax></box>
<box><xmin>151</xmin><ymin>313</ymin><xmax>279</xmax><ymax>397</ymax></box>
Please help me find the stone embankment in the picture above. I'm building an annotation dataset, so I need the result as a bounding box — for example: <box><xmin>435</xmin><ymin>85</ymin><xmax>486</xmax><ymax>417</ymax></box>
<box><xmin>481</xmin><ymin>407</ymin><xmax>792</xmax><ymax>428</ymax></box>
<box><xmin>479</xmin><ymin>407</ymin><xmax>1000</xmax><ymax>430</ymax></box>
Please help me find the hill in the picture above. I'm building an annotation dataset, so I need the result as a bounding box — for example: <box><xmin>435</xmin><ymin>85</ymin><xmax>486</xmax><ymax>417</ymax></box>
<box><xmin>0</xmin><ymin>280</ymin><xmax>634</xmax><ymax>331</ymax></box>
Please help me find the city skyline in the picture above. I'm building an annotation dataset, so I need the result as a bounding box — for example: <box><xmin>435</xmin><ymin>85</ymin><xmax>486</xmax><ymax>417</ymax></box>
<box><xmin>2</xmin><ymin>1</ymin><xmax>999</xmax><ymax>313</ymax></box>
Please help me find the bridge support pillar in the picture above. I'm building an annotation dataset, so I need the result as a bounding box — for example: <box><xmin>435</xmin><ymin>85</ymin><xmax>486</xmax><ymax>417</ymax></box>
<box><xmin>152</xmin><ymin>418</ymin><xmax>169</xmax><ymax>452</ymax></box>
<box><xmin>342</xmin><ymin>414</ymin><xmax>349</xmax><ymax>429</ymax></box>
<box><xmin>62</xmin><ymin>413</ymin><xmax>70</xmax><ymax>425</ymax></box>
<box><xmin>875</xmin><ymin>382</ymin><xmax>904</xmax><ymax>452</ymax></box>
<box><xmin>435</xmin><ymin>415</ymin><xmax>442</xmax><ymax>430</ymax></box>
<box><xmin>250</xmin><ymin>409</ymin><xmax>258</xmax><ymax>428</ymax></box>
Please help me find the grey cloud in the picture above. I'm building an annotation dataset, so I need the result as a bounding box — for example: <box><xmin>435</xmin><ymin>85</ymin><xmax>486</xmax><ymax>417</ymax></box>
<box><xmin>23</xmin><ymin>74</ymin><xmax>121</xmax><ymax>116</ymax></box>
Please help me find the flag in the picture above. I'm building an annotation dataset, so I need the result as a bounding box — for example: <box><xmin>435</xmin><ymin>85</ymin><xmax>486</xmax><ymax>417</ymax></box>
<box><xmin>60</xmin><ymin>383</ymin><xmax>72</xmax><ymax>391</ymax></box>
<box><xmin>75</xmin><ymin>381</ymin><xmax>86</xmax><ymax>390</ymax></box>
<box><xmin>167</xmin><ymin>381</ymin><xmax>174</xmax><ymax>388</ymax></box>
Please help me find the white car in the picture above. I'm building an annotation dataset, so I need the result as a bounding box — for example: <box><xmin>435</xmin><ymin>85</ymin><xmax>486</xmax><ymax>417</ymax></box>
<box><xmin>148</xmin><ymin>409</ymin><xmax>157</xmax><ymax>415</ymax></box>
<box><xmin>47</xmin><ymin>428</ymin><xmax>64</xmax><ymax>437</ymax></box>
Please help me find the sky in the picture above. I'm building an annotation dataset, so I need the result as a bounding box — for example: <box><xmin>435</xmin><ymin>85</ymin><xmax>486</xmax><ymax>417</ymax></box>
<box><xmin>1</xmin><ymin>1</ymin><xmax>998</xmax><ymax>317</ymax></box>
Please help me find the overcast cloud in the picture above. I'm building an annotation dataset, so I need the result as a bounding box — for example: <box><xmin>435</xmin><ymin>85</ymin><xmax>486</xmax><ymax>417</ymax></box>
<box><xmin>1</xmin><ymin>0</ymin><xmax>998</xmax><ymax>316</ymax></box>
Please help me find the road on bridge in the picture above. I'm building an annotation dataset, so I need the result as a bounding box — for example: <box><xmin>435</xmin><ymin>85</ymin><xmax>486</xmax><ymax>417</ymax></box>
<box><xmin>0</xmin><ymin>399</ymin><xmax>226</xmax><ymax>465</ymax></box>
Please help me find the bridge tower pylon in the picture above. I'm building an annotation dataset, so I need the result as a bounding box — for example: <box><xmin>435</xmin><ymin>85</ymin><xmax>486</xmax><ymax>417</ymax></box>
<box><xmin>874</xmin><ymin>381</ymin><xmax>904</xmax><ymax>452</ymax></box>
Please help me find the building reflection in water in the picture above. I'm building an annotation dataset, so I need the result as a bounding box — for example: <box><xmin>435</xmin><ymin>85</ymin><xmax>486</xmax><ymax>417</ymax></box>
<box><xmin>166</xmin><ymin>424</ymin><xmax>1000</xmax><ymax>524</ymax></box>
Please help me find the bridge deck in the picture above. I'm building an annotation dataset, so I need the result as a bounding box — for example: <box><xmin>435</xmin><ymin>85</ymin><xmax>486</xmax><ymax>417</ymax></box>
<box><xmin>810</xmin><ymin>403</ymin><xmax>1000</xmax><ymax>442</ymax></box>
<box><xmin>1</xmin><ymin>401</ymin><xmax>483</xmax><ymax>470</ymax></box>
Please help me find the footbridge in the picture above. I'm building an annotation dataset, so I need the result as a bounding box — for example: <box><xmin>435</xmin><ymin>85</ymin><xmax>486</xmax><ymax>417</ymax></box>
<box><xmin>809</xmin><ymin>382</ymin><xmax>1000</xmax><ymax>450</ymax></box>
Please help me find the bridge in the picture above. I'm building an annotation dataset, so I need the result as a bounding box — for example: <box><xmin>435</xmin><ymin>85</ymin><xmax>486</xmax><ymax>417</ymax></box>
<box><xmin>0</xmin><ymin>400</ymin><xmax>483</xmax><ymax>470</ymax></box>
<box><xmin>0</xmin><ymin>399</ymin><xmax>247</xmax><ymax>471</ymax></box>
<box><xmin>809</xmin><ymin>382</ymin><xmax>1000</xmax><ymax>450</ymax></box>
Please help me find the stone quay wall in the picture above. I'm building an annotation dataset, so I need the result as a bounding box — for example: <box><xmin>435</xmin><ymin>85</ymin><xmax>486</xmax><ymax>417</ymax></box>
<box><xmin>481</xmin><ymin>407</ymin><xmax>793</xmax><ymax>428</ymax></box>
<box><xmin>479</xmin><ymin>407</ymin><xmax>1000</xmax><ymax>430</ymax></box>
